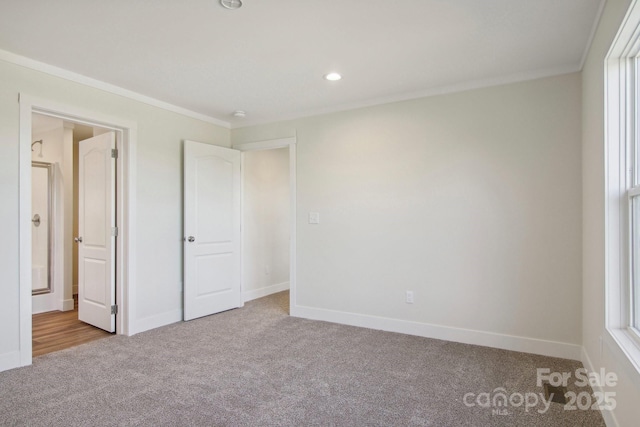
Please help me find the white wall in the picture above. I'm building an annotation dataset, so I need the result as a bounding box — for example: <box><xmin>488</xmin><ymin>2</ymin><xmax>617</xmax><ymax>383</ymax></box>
<box><xmin>582</xmin><ymin>0</ymin><xmax>640</xmax><ymax>426</ymax></box>
<box><xmin>242</xmin><ymin>147</ymin><xmax>290</xmax><ymax>301</ymax></box>
<box><xmin>232</xmin><ymin>72</ymin><xmax>583</xmax><ymax>358</ymax></box>
<box><xmin>0</xmin><ymin>59</ymin><xmax>229</xmax><ymax>371</ymax></box>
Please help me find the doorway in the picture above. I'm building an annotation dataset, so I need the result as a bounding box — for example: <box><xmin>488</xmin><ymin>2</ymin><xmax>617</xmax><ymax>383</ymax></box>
<box><xmin>235</xmin><ymin>137</ymin><xmax>297</xmax><ymax>313</ymax></box>
<box><xmin>18</xmin><ymin>94</ymin><xmax>137</xmax><ymax>367</ymax></box>
<box><xmin>242</xmin><ymin>146</ymin><xmax>291</xmax><ymax>308</ymax></box>
<box><xmin>182</xmin><ymin>138</ymin><xmax>297</xmax><ymax>321</ymax></box>
<box><xmin>30</xmin><ymin>114</ymin><xmax>116</xmax><ymax>356</ymax></box>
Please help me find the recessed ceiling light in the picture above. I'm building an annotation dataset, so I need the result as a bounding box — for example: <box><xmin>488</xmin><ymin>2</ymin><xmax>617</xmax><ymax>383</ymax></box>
<box><xmin>220</xmin><ymin>0</ymin><xmax>242</xmax><ymax>10</ymax></box>
<box><xmin>324</xmin><ymin>72</ymin><xmax>342</xmax><ymax>81</ymax></box>
<box><xmin>232</xmin><ymin>110</ymin><xmax>246</xmax><ymax>118</ymax></box>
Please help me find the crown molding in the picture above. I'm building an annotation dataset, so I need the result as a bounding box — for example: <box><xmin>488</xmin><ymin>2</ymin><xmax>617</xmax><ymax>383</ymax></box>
<box><xmin>232</xmin><ymin>65</ymin><xmax>580</xmax><ymax>129</ymax></box>
<box><xmin>0</xmin><ymin>49</ymin><xmax>230</xmax><ymax>129</ymax></box>
<box><xmin>579</xmin><ymin>0</ymin><xmax>607</xmax><ymax>70</ymax></box>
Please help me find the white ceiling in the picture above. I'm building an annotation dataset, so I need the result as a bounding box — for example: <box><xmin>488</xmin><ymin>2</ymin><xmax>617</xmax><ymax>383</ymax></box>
<box><xmin>0</xmin><ymin>0</ymin><xmax>603</xmax><ymax>128</ymax></box>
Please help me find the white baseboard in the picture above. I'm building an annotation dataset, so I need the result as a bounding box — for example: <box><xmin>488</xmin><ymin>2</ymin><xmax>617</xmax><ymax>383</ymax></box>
<box><xmin>290</xmin><ymin>304</ymin><xmax>582</xmax><ymax>360</ymax></box>
<box><xmin>60</xmin><ymin>298</ymin><xmax>74</xmax><ymax>311</ymax></box>
<box><xmin>243</xmin><ymin>282</ymin><xmax>290</xmax><ymax>302</ymax></box>
<box><xmin>132</xmin><ymin>309</ymin><xmax>182</xmax><ymax>335</ymax></box>
<box><xmin>0</xmin><ymin>351</ymin><xmax>21</xmax><ymax>373</ymax></box>
<box><xmin>581</xmin><ymin>347</ymin><xmax>619</xmax><ymax>427</ymax></box>
<box><xmin>32</xmin><ymin>294</ymin><xmax>58</xmax><ymax>314</ymax></box>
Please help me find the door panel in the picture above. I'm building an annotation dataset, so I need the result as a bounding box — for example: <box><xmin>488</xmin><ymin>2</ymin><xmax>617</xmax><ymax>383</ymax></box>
<box><xmin>78</xmin><ymin>132</ymin><xmax>116</xmax><ymax>332</ymax></box>
<box><xmin>197</xmin><ymin>253</ymin><xmax>233</xmax><ymax>295</ymax></box>
<box><xmin>197</xmin><ymin>156</ymin><xmax>234</xmax><ymax>243</ymax></box>
<box><xmin>184</xmin><ymin>141</ymin><xmax>241</xmax><ymax>321</ymax></box>
<box><xmin>83</xmin><ymin>150</ymin><xmax>107</xmax><ymax>246</ymax></box>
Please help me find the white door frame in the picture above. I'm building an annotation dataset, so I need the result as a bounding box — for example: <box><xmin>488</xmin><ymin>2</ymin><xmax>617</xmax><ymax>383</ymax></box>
<box><xmin>234</xmin><ymin>137</ymin><xmax>297</xmax><ymax>314</ymax></box>
<box><xmin>18</xmin><ymin>94</ymin><xmax>137</xmax><ymax>367</ymax></box>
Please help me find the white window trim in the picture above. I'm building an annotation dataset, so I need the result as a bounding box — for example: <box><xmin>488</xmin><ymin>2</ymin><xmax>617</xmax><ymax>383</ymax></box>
<box><xmin>605</xmin><ymin>0</ymin><xmax>640</xmax><ymax>375</ymax></box>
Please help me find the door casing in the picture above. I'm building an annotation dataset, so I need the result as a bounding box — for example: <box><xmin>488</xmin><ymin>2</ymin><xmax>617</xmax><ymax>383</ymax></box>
<box><xmin>18</xmin><ymin>94</ymin><xmax>137</xmax><ymax>368</ymax></box>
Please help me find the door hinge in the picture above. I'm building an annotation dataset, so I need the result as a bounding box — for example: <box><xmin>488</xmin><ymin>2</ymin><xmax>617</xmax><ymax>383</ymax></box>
<box><xmin>111</xmin><ymin>148</ymin><xmax>118</xmax><ymax>159</ymax></box>
<box><xmin>112</xmin><ymin>226</ymin><xmax>118</xmax><ymax>236</ymax></box>
<box><xmin>111</xmin><ymin>304</ymin><xmax>118</xmax><ymax>315</ymax></box>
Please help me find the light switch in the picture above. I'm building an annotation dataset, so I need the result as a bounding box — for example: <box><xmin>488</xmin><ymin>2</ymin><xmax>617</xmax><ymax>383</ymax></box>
<box><xmin>309</xmin><ymin>212</ymin><xmax>320</xmax><ymax>224</ymax></box>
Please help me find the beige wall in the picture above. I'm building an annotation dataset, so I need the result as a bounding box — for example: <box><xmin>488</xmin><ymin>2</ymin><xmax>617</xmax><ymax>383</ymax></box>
<box><xmin>0</xmin><ymin>59</ymin><xmax>229</xmax><ymax>367</ymax></box>
<box><xmin>233</xmin><ymin>72</ymin><xmax>583</xmax><ymax>352</ymax></box>
<box><xmin>582</xmin><ymin>0</ymin><xmax>640</xmax><ymax>426</ymax></box>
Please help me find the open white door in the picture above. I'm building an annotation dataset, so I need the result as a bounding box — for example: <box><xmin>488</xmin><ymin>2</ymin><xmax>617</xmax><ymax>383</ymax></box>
<box><xmin>77</xmin><ymin>132</ymin><xmax>116</xmax><ymax>332</ymax></box>
<box><xmin>184</xmin><ymin>140</ymin><xmax>242</xmax><ymax>321</ymax></box>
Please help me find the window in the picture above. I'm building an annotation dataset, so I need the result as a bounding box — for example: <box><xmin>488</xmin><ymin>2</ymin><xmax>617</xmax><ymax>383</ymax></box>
<box><xmin>634</xmin><ymin>189</ymin><xmax>640</xmax><ymax>331</ymax></box>
<box><xmin>605</xmin><ymin>0</ymin><xmax>640</xmax><ymax>373</ymax></box>
<box><xmin>630</xmin><ymin>55</ymin><xmax>640</xmax><ymax>335</ymax></box>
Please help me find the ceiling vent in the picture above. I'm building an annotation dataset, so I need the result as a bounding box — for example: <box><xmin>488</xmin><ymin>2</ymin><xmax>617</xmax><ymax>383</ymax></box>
<box><xmin>220</xmin><ymin>0</ymin><xmax>242</xmax><ymax>10</ymax></box>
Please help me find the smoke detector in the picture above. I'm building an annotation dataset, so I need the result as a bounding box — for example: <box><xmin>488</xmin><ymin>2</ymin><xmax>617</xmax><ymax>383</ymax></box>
<box><xmin>232</xmin><ymin>110</ymin><xmax>246</xmax><ymax>118</ymax></box>
<box><xmin>220</xmin><ymin>0</ymin><xmax>242</xmax><ymax>10</ymax></box>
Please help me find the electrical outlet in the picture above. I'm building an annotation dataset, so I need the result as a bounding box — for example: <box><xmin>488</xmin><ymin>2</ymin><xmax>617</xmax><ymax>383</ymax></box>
<box><xmin>406</xmin><ymin>291</ymin><xmax>414</xmax><ymax>304</ymax></box>
<box><xmin>309</xmin><ymin>212</ymin><xmax>320</xmax><ymax>224</ymax></box>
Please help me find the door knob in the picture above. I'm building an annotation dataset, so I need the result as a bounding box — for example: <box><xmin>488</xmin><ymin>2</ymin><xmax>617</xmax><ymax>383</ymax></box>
<box><xmin>74</xmin><ymin>237</ymin><xmax>83</xmax><ymax>243</ymax></box>
<box><xmin>186</xmin><ymin>236</ymin><xmax>195</xmax><ymax>242</ymax></box>
<box><xmin>32</xmin><ymin>214</ymin><xmax>41</xmax><ymax>227</ymax></box>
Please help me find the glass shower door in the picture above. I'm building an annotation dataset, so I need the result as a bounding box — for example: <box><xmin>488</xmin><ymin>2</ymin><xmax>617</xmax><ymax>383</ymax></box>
<box><xmin>32</xmin><ymin>161</ymin><xmax>52</xmax><ymax>295</ymax></box>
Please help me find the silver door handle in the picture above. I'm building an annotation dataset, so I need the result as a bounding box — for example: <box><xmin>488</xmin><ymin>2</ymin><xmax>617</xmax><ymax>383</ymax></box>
<box><xmin>186</xmin><ymin>236</ymin><xmax>195</xmax><ymax>242</ymax></box>
<box><xmin>74</xmin><ymin>237</ymin><xmax>83</xmax><ymax>243</ymax></box>
<box><xmin>32</xmin><ymin>214</ymin><xmax>41</xmax><ymax>227</ymax></box>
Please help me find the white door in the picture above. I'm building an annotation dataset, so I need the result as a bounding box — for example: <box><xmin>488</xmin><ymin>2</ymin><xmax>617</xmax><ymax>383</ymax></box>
<box><xmin>77</xmin><ymin>132</ymin><xmax>116</xmax><ymax>332</ymax></box>
<box><xmin>184</xmin><ymin>140</ymin><xmax>242</xmax><ymax>321</ymax></box>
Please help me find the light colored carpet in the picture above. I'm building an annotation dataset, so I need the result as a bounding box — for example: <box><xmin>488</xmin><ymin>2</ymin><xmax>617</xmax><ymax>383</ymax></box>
<box><xmin>1</xmin><ymin>291</ymin><xmax>605</xmax><ymax>426</ymax></box>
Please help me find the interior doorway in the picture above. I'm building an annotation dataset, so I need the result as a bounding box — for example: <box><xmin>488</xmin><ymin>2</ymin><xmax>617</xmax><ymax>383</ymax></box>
<box><xmin>235</xmin><ymin>137</ymin><xmax>297</xmax><ymax>313</ymax></box>
<box><xmin>18</xmin><ymin>94</ymin><xmax>137</xmax><ymax>368</ymax></box>
<box><xmin>30</xmin><ymin>113</ymin><xmax>116</xmax><ymax>356</ymax></box>
<box><xmin>242</xmin><ymin>146</ymin><xmax>291</xmax><ymax>308</ymax></box>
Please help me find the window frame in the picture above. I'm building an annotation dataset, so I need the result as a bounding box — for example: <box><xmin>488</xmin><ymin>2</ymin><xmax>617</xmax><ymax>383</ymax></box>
<box><xmin>605</xmin><ymin>0</ymin><xmax>640</xmax><ymax>374</ymax></box>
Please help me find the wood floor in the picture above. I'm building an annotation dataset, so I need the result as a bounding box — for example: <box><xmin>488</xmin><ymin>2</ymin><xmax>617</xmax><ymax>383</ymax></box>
<box><xmin>32</xmin><ymin>298</ymin><xmax>112</xmax><ymax>357</ymax></box>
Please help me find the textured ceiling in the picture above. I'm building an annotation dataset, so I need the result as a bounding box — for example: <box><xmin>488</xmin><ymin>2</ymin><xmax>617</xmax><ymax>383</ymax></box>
<box><xmin>0</xmin><ymin>0</ymin><xmax>603</xmax><ymax>127</ymax></box>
